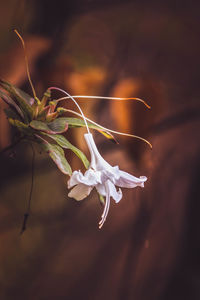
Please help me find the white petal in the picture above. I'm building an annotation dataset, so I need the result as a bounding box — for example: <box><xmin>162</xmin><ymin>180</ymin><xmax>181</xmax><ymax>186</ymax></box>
<box><xmin>84</xmin><ymin>133</ymin><xmax>97</xmax><ymax>169</ymax></box>
<box><xmin>101</xmin><ymin>166</ymin><xmax>120</xmax><ymax>183</ymax></box>
<box><xmin>68</xmin><ymin>170</ymin><xmax>83</xmax><ymax>188</ymax></box>
<box><xmin>68</xmin><ymin>169</ymin><xmax>101</xmax><ymax>189</ymax></box>
<box><xmin>84</xmin><ymin>169</ymin><xmax>102</xmax><ymax>184</ymax></box>
<box><xmin>99</xmin><ymin>181</ymin><xmax>111</xmax><ymax>228</ymax></box>
<box><xmin>84</xmin><ymin>133</ymin><xmax>113</xmax><ymax>171</ymax></box>
<box><xmin>107</xmin><ymin>180</ymin><xmax>122</xmax><ymax>203</ymax></box>
<box><xmin>68</xmin><ymin>183</ymin><xmax>93</xmax><ymax>201</ymax></box>
<box><xmin>115</xmin><ymin>170</ymin><xmax>147</xmax><ymax>188</ymax></box>
<box><xmin>95</xmin><ymin>183</ymin><xmax>106</xmax><ymax>196</ymax></box>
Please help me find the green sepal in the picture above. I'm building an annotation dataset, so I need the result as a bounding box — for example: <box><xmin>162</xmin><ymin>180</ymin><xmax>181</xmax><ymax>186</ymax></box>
<box><xmin>30</xmin><ymin>118</ymin><xmax>68</xmax><ymax>134</ymax></box>
<box><xmin>37</xmin><ymin>105</ymin><xmax>50</xmax><ymax>120</ymax></box>
<box><xmin>43</xmin><ymin>133</ymin><xmax>90</xmax><ymax>169</ymax></box>
<box><xmin>39</xmin><ymin>89</ymin><xmax>51</xmax><ymax>111</ymax></box>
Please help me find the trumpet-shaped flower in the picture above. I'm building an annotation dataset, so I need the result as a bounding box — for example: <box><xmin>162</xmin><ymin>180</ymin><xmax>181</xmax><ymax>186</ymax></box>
<box><xmin>68</xmin><ymin>133</ymin><xmax>147</xmax><ymax>228</ymax></box>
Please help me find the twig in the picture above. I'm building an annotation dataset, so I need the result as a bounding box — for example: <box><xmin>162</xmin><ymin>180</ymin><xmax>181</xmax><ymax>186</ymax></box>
<box><xmin>20</xmin><ymin>143</ymin><xmax>35</xmax><ymax>234</ymax></box>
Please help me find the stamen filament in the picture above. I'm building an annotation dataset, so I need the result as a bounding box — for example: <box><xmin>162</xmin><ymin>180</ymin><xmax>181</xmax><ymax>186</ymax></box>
<box><xmin>99</xmin><ymin>182</ymin><xmax>110</xmax><ymax>229</ymax></box>
<box><xmin>55</xmin><ymin>95</ymin><xmax>151</xmax><ymax>109</ymax></box>
<box><xmin>48</xmin><ymin>87</ymin><xmax>90</xmax><ymax>134</ymax></box>
<box><xmin>63</xmin><ymin>108</ymin><xmax>152</xmax><ymax>148</ymax></box>
<box><xmin>14</xmin><ymin>29</ymin><xmax>37</xmax><ymax>100</ymax></box>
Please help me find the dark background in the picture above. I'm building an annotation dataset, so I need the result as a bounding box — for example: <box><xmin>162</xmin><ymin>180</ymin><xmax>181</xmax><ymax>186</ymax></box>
<box><xmin>0</xmin><ymin>1</ymin><xmax>200</xmax><ymax>299</ymax></box>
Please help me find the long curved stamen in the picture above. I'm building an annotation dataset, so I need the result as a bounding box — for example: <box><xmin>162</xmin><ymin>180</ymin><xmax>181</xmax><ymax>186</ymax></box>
<box><xmin>54</xmin><ymin>95</ymin><xmax>151</xmax><ymax>109</ymax></box>
<box><xmin>63</xmin><ymin>108</ymin><xmax>152</xmax><ymax>149</ymax></box>
<box><xmin>48</xmin><ymin>87</ymin><xmax>90</xmax><ymax>134</ymax></box>
<box><xmin>14</xmin><ymin>29</ymin><xmax>37</xmax><ymax>100</ymax></box>
<box><xmin>99</xmin><ymin>182</ymin><xmax>110</xmax><ymax>229</ymax></box>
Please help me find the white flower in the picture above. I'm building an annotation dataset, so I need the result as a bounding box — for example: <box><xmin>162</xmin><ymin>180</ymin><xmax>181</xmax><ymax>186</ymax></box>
<box><xmin>68</xmin><ymin>133</ymin><xmax>147</xmax><ymax>228</ymax></box>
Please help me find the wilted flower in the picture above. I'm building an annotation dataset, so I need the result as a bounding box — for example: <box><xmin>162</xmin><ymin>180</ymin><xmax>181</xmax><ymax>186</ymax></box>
<box><xmin>68</xmin><ymin>133</ymin><xmax>147</xmax><ymax>228</ymax></box>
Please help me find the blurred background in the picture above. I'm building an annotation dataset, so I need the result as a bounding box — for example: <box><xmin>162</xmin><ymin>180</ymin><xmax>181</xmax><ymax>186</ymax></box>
<box><xmin>0</xmin><ymin>0</ymin><xmax>200</xmax><ymax>299</ymax></box>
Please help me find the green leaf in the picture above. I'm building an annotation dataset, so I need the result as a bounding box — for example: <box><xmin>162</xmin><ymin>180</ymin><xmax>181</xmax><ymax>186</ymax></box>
<box><xmin>8</xmin><ymin>118</ymin><xmax>32</xmax><ymax>135</ymax></box>
<box><xmin>0</xmin><ymin>90</ymin><xmax>24</xmax><ymax>119</ymax></box>
<box><xmin>14</xmin><ymin>86</ymin><xmax>34</xmax><ymax>106</ymax></box>
<box><xmin>30</xmin><ymin>118</ymin><xmax>68</xmax><ymax>134</ymax></box>
<box><xmin>43</xmin><ymin>133</ymin><xmax>90</xmax><ymax>169</ymax></box>
<box><xmin>0</xmin><ymin>79</ymin><xmax>33</xmax><ymax>122</ymax></box>
<box><xmin>41</xmin><ymin>141</ymin><xmax>72</xmax><ymax>175</ymax></box>
<box><xmin>4</xmin><ymin>108</ymin><xmax>21</xmax><ymax>120</ymax></box>
<box><xmin>61</xmin><ymin>117</ymin><xmax>117</xmax><ymax>142</ymax></box>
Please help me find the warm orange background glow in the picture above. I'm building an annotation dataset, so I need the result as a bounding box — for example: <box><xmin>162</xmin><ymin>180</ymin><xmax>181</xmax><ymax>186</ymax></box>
<box><xmin>0</xmin><ymin>1</ymin><xmax>199</xmax><ymax>299</ymax></box>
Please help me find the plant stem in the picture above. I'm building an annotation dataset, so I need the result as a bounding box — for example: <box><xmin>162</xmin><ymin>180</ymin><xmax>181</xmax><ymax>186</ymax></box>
<box><xmin>20</xmin><ymin>143</ymin><xmax>35</xmax><ymax>234</ymax></box>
